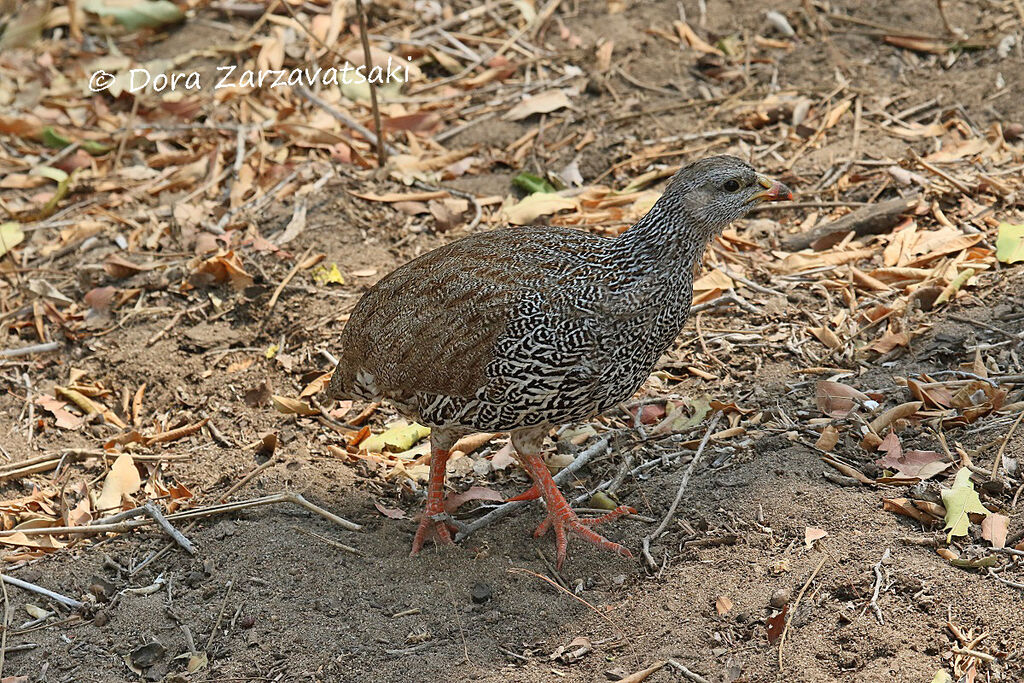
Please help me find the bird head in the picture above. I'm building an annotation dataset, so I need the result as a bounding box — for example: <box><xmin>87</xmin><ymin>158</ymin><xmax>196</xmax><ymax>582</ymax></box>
<box><xmin>660</xmin><ymin>155</ymin><xmax>792</xmax><ymax>239</ymax></box>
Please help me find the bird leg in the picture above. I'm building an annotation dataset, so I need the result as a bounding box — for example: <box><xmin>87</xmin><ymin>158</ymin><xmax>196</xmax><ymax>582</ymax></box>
<box><xmin>516</xmin><ymin>452</ymin><xmax>634</xmax><ymax>569</ymax></box>
<box><xmin>410</xmin><ymin>446</ymin><xmax>455</xmax><ymax>555</ymax></box>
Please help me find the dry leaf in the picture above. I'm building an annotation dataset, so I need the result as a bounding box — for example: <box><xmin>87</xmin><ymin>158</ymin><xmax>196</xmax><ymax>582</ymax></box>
<box><xmin>504</xmin><ymin>90</ymin><xmax>572</xmax><ymax>121</ymax></box>
<box><xmin>815</xmin><ymin>381</ymin><xmax>869</xmax><ymax>417</ymax></box>
<box><xmin>715</xmin><ymin>595</ymin><xmax>733</xmax><ymax>615</ymax></box>
<box><xmin>804</xmin><ymin>526</ymin><xmax>828</xmax><ymax>548</ymax></box>
<box><xmin>95</xmin><ymin>454</ymin><xmax>141</xmax><ymax>511</ymax></box>
<box><xmin>981</xmin><ymin>513</ymin><xmax>1009</xmax><ymax>549</ymax></box>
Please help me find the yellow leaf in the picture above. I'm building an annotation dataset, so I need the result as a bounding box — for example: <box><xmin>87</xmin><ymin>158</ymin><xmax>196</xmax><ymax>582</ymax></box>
<box><xmin>265</xmin><ymin>344</ymin><xmax>279</xmax><ymax>359</ymax></box>
<box><xmin>360</xmin><ymin>420</ymin><xmax>431</xmax><ymax>453</ymax></box>
<box><xmin>0</xmin><ymin>222</ymin><xmax>25</xmax><ymax>257</ymax></box>
<box><xmin>940</xmin><ymin>468</ymin><xmax>989</xmax><ymax>542</ymax></box>
<box><xmin>313</xmin><ymin>263</ymin><xmax>345</xmax><ymax>286</ymax></box>
<box><xmin>996</xmin><ymin>223</ymin><xmax>1024</xmax><ymax>264</ymax></box>
<box><xmin>96</xmin><ymin>454</ymin><xmax>141</xmax><ymax>511</ymax></box>
<box><xmin>271</xmin><ymin>395</ymin><xmax>319</xmax><ymax>416</ymax></box>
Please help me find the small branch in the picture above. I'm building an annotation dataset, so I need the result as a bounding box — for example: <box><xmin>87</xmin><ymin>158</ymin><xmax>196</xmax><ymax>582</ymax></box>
<box><xmin>778</xmin><ymin>555</ymin><xmax>828</xmax><ymax>671</ymax></box>
<box><xmin>992</xmin><ymin>410</ymin><xmax>1024</xmax><ymax>479</ymax></box>
<box><xmin>667</xmin><ymin>660</ymin><xmax>711</xmax><ymax>683</ymax></box>
<box><xmin>354</xmin><ymin>0</ymin><xmax>386</xmax><ymax>166</ymax></box>
<box><xmin>294</xmin><ymin>84</ymin><xmax>399</xmax><ymax>157</ymax></box>
<box><xmin>0</xmin><ymin>342</ymin><xmax>60</xmax><ymax>358</ymax></box>
<box><xmin>781</xmin><ymin>195</ymin><xmax>919</xmax><ymax>251</ymax></box>
<box><xmin>1</xmin><ymin>575</ymin><xmax>84</xmax><ymax>610</ymax></box>
<box><xmin>642</xmin><ymin>413</ymin><xmax>722</xmax><ymax>568</ymax></box>
<box><xmin>862</xmin><ymin>547</ymin><xmax>889</xmax><ymax>624</ymax></box>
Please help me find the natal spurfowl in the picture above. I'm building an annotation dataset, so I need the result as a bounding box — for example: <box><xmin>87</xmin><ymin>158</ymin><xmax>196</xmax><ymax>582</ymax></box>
<box><xmin>327</xmin><ymin>155</ymin><xmax>792</xmax><ymax>567</ymax></box>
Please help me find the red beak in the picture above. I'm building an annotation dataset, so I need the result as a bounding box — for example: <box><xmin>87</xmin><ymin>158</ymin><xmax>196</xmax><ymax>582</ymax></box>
<box><xmin>751</xmin><ymin>174</ymin><xmax>793</xmax><ymax>202</ymax></box>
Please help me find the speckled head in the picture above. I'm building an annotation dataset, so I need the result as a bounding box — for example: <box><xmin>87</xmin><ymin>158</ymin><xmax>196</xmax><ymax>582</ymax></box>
<box><xmin>658</xmin><ymin>154</ymin><xmax>793</xmax><ymax>239</ymax></box>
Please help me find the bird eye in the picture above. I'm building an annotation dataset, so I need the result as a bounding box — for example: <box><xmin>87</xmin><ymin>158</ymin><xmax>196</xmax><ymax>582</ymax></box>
<box><xmin>723</xmin><ymin>179</ymin><xmax>741</xmax><ymax>192</ymax></box>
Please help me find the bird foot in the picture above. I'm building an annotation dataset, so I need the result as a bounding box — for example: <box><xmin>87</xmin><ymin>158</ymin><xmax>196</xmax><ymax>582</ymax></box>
<box><xmin>410</xmin><ymin>507</ymin><xmax>456</xmax><ymax>555</ymax></box>
<box><xmin>516</xmin><ymin>453</ymin><xmax>634</xmax><ymax>569</ymax></box>
<box><xmin>505</xmin><ymin>483</ymin><xmax>542</xmax><ymax>502</ymax></box>
<box><xmin>532</xmin><ymin>504</ymin><xmax>635</xmax><ymax>569</ymax></box>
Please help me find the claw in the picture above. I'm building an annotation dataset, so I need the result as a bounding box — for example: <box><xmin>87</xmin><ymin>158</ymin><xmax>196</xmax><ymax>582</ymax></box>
<box><xmin>517</xmin><ymin>453</ymin><xmax>634</xmax><ymax>569</ymax></box>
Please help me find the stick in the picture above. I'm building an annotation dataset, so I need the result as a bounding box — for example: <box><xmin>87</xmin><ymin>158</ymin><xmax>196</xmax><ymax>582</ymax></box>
<box><xmin>1</xmin><ymin>575</ymin><xmax>84</xmax><ymax>610</ymax></box>
<box><xmin>294</xmin><ymin>84</ymin><xmax>399</xmax><ymax>156</ymax></box>
<box><xmin>641</xmin><ymin>413</ymin><xmax>722</xmax><ymax>568</ymax></box>
<box><xmin>0</xmin><ymin>570</ymin><xmax>8</xmax><ymax>679</ymax></box>
<box><xmin>778</xmin><ymin>555</ymin><xmax>827</xmax><ymax>671</ymax></box>
<box><xmin>354</xmin><ymin>0</ymin><xmax>386</xmax><ymax>166</ymax></box>
<box><xmin>991</xmin><ymin>410</ymin><xmax>1024</xmax><ymax>479</ymax></box>
<box><xmin>452</xmin><ymin>437</ymin><xmax>609</xmax><ymax>542</ymax></box>
<box><xmin>667</xmin><ymin>660</ymin><xmax>711</xmax><ymax>683</ymax></box>
<box><xmin>220</xmin><ymin>457</ymin><xmax>277</xmax><ymax>502</ymax></box>
<box><xmin>0</xmin><ymin>341</ymin><xmax>59</xmax><ymax>358</ymax></box>
<box><xmin>781</xmin><ymin>195</ymin><xmax>919</xmax><ymax>251</ymax></box>
<box><xmin>141</xmin><ymin>502</ymin><xmax>196</xmax><ymax>555</ymax></box>
<box><xmin>266</xmin><ymin>246</ymin><xmax>313</xmax><ymax>314</ymax></box>
<box><xmin>862</xmin><ymin>547</ymin><xmax>889</xmax><ymax>624</ymax></box>
<box><xmin>205</xmin><ymin>581</ymin><xmax>233</xmax><ymax>651</ymax></box>
<box><xmin>0</xmin><ymin>492</ymin><xmax>362</xmax><ymax>538</ymax></box>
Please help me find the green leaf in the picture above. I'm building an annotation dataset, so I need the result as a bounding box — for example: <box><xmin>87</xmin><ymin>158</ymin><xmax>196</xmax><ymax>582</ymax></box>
<box><xmin>81</xmin><ymin>0</ymin><xmax>185</xmax><ymax>31</ymax></box>
<box><xmin>940</xmin><ymin>468</ymin><xmax>989</xmax><ymax>542</ymax></box>
<box><xmin>42</xmin><ymin>127</ymin><xmax>73</xmax><ymax>150</ymax></box>
<box><xmin>995</xmin><ymin>223</ymin><xmax>1024</xmax><ymax>263</ymax></box>
<box><xmin>30</xmin><ymin>166</ymin><xmax>71</xmax><ymax>219</ymax></box>
<box><xmin>0</xmin><ymin>223</ymin><xmax>26</xmax><ymax>258</ymax></box>
<box><xmin>513</xmin><ymin>172</ymin><xmax>556</xmax><ymax>194</ymax></box>
<box><xmin>81</xmin><ymin>139</ymin><xmax>114</xmax><ymax>155</ymax></box>
<box><xmin>930</xmin><ymin>671</ymin><xmax>953</xmax><ymax>683</ymax></box>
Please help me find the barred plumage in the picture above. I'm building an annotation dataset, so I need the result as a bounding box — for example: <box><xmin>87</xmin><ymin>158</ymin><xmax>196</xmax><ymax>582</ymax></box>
<box><xmin>327</xmin><ymin>155</ymin><xmax>792</xmax><ymax>567</ymax></box>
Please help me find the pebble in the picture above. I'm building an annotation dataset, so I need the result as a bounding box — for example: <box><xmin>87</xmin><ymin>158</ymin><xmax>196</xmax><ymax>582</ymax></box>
<box><xmin>770</xmin><ymin>587</ymin><xmax>792</xmax><ymax>609</ymax></box>
<box><xmin>470</xmin><ymin>582</ymin><xmax>492</xmax><ymax>604</ymax></box>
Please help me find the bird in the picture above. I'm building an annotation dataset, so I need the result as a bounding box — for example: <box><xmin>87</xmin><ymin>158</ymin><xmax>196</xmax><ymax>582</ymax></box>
<box><xmin>326</xmin><ymin>155</ymin><xmax>792</xmax><ymax>568</ymax></box>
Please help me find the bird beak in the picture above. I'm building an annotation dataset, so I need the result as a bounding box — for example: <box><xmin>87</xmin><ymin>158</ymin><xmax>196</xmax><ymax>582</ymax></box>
<box><xmin>749</xmin><ymin>173</ymin><xmax>793</xmax><ymax>203</ymax></box>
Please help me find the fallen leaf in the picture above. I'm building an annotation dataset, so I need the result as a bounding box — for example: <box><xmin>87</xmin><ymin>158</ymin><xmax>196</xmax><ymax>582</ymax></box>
<box><xmin>0</xmin><ymin>222</ymin><xmax>25</xmax><ymax>258</ymax></box>
<box><xmin>503</xmin><ymin>193</ymin><xmax>578</xmax><ymax>225</ymax></box>
<box><xmin>270</xmin><ymin>395</ymin><xmax>319</xmax><ymax>416</ymax></box>
<box><xmin>715</xmin><ymin>595</ymin><xmax>733</xmax><ymax>615</ymax></box>
<box><xmin>504</xmin><ymin>89</ymin><xmax>572</xmax><ymax>121</ymax></box>
<box><xmin>361</xmin><ymin>421</ymin><xmax>431</xmax><ymax>453</ymax></box>
<box><xmin>95</xmin><ymin>454</ymin><xmax>141</xmax><ymax>511</ymax></box>
<box><xmin>996</xmin><ymin>223</ymin><xmax>1024</xmax><ymax>264</ymax></box>
<box><xmin>804</xmin><ymin>526</ymin><xmax>828</xmax><ymax>548</ymax></box>
<box><xmin>766</xmin><ymin>606</ymin><xmax>787</xmax><ymax>644</ymax></box>
<box><xmin>815</xmin><ymin>425</ymin><xmax>840</xmax><ymax>451</ymax></box>
<box><xmin>981</xmin><ymin>513</ymin><xmax>1009</xmax><ymax>549</ymax></box>
<box><xmin>815</xmin><ymin>381</ymin><xmax>869</xmax><ymax>417</ymax></box>
<box><xmin>443</xmin><ymin>486</ymin><xmax>503</xmax><ymax>515</ymax></box>
<box><xmin>374</xmin><ymin>502</ymin><xmax>407</xmax><ymax>519</ymax></box>
<box><xmin>941</xmin><ymin>468</ymin><xmax>989</xmax><ymax>542</ymax></box>
<box><xmin>34</xmin><ymin>395</ymin><xmax>83</xmax><ymax>429</ymax></box>
<box><xmin>313</xmin><ymin>263</ymin><xmax>345</xmax><ymax>286</ymax></box>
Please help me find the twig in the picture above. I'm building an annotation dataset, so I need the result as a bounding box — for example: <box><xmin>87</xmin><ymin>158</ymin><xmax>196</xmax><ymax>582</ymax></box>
<box><xmin>992</xmin><ymin>410</ymin><xmax>1024</xmax><ymax>479</ymax></box>
<box><xmin>0</xmin><ymin>570</ymin><xmax>8</xmax><ymax>679</ymax></box>
<box><xmin>0</xmin><ymin>342</ymin><xmax>60</xmax><ymax>358</ymax></box>
<box><xmin>689</xmin><ymin>290</ymin><xmax>760</xmax><ymax>316</ymax></box>
<box><xmin>862</xmin><ymin>547</ymin><xmax>889</xmax><ymax>624</ymax></box>
<box><xmin>667</xmin><ymin>660</ymin><xmax>711</xmax><ymax>683</ymax></box>
<box><xmin>642</xmin><ymin>413</ymin><xmax>721</xmax><ymax>568</ymax></box>
<box><xmin>266</xmin><ymin>246</ymin><xmax>313</xmax><ymax>315</ymax></box>
<box><xmin>453</xmin><ymin>437</ymin><xmax>609</xmax><ymax>542</ymax></box>
<box><xmin>354</xmin><ymin>0</ymin><xmax>386</xmax><ymax>166</ymax></box>
<box><xmin>778</xmin><ymin>555</ymin><xmax>827</xmax><ymax>671</ymax></box>
<box><xmin>205</xmin><ymin>581</ymin><xmax>233</xmax><ymax>651</ymax></box>
<box><xmin>220</xmin><ymin>457</ymin><xmax>277</xmax><ymax>502</ymax></box>
<box><xmin>141</xmin><ymin>502</ymin><xmax>196</xmax><ymax>555</ymax></box>
<box><xmin>291</xmin><ymin>526</ymin><xmax>361</xmax><ymax>556</ymax></box>
<box><xmin>1</xmin><ymin>575</ymin><xmax>84</xmax><ymax>610</ymax></box>
<box><xmin>295</xmin><ymin>84</ymin><xmax>399</xmax><ymax>156</ymax></box>
<box><xmin>0</xmin><ymin>492</ymin><xmax>362</xmax><ymax>538</ymax></box>
<box><xmin>780</xmin><ymin>195</ymin><xmax>919</xmax><ymax>251</ymax></box>
<box><xmin>988</xmin><ymin>567</ymin><xmax>1024</xmax><ymax>590</ymax></box>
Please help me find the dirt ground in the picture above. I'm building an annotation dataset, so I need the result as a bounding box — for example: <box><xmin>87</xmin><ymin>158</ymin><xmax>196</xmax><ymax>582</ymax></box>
<box><xmin>1</xmin><ymin>0</ymin><xmax>1023</xmax><ymax>681</ymax></box>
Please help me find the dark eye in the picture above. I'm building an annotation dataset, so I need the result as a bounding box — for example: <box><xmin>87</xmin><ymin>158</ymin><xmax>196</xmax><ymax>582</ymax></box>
<box><xmin>723</xmin><ymin>179</ymin><xmax>741</xmax><ymax>192</ymax></box>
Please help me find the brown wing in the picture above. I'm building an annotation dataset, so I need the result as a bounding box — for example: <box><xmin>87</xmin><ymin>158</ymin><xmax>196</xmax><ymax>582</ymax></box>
<box><xmin>328</xmin><ymin>232</ymin><xmax>523</xmax><ymax>400</ymax></box>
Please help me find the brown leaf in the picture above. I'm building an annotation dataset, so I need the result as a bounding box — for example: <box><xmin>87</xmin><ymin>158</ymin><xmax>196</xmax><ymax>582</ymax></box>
<box><xmin>766</xmin><ymin>606</ymin><xmax>788</xmax><ymax>644</ymax></box>
<box><xmin>504</xmin><ymin>89</ymin><xmax>572</xmax><ymax>121</ymax></box>
<box><xmin>443</xmin><ymin>486</ymin><xmax>503</xmax><ymax>515</ymax></box>
<box><xmin>374</xmin><ymin>502</ymin><xmax>406</xmax><ymax>519</ymax></box>
<box><xmin>95</xmin><ymin>454</ymin><xmax>141</xmax><ymax>512</ymax></box>
<box><xmin>815</xmin><ymin>425</ymin><xmax>840</xmax><ymax>451</ymax></box>
<box><xmin>981</xmin><ymin>513</ymin><xmax>1009</xmax><ymax>549</ymax></box>
<box><xmin>804</xmin><ymin>526</ymin><xmax>828</xmax><ymax>548</ymax></box>
<box><xmin>34</xmin><ymin>395</ymin><xmax>83</xmax><ymax>430</ymax></box>
<box><xmin>715</xmin><ymin>595</ymin><xmax>733</xmax><ymax>615</ymax></box>
<box><xmin>103</xmin><ymin>254</ymin><xmax>147</xmax><ymax>279</ymax></box>
<box><xmin>815</xmin><ymin>381</ymin><xmax>869</xmax><ymax>417</ymax></box>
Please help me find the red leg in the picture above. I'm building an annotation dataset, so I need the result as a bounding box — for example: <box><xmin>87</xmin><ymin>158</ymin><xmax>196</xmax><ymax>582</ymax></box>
<box><xmin>517</xmin><ymin>453</ymin><xmax>634</xmax><ymax>569</ymax></box>
<box><xmin>410</xmin><ymin>447</ymin><xmax>455</xmax><ymax>555</ymax></box>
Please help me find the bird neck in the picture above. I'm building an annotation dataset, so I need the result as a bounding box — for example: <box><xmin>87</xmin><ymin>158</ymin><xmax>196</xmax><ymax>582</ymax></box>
<box><xmin>611</xmin><ymin>198</ymin><xmax>711</xmax><ymax>280</ymax></box>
